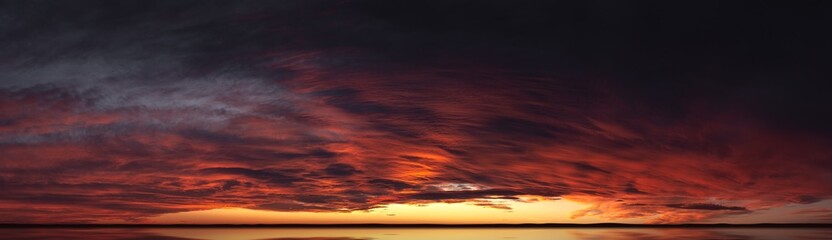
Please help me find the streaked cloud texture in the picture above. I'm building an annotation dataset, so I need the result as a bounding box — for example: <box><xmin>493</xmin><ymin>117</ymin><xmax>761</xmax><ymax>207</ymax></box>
<box><xmin>1</xmin><ymin>0</ymin><xmax>831</xmax><ymax>223</ymax></box>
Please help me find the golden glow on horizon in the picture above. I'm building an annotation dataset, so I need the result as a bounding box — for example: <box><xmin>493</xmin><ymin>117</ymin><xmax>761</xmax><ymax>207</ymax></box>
<box><xmin>151</xmin><ymin>228</ymin><xmax>581</xmax><ymax>240</ymax></box>
<box><xmin>149</xmin><ymin>198</ymin><xmax>626</xmax><ymax>224</ymax></box>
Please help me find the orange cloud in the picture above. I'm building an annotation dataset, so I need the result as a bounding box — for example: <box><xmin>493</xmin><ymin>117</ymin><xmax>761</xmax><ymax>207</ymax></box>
<box><xmin>1</xmin><ymin>2</ymin><xmax>831</xmax><ymax>224</ymax></box>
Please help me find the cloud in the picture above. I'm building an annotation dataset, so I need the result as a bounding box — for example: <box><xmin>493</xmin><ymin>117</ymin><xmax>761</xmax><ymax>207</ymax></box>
<box><xmin>367</xmin><ymin>179</ymin><xmax>416</xmax><ymax>191</ymax></box>
<box><xmin>665</xmin><ymin>204</ymin><xmax>748</xmax><ymax>211</ymax></box>
<box><xmin>0</xmin><ymin>0</ymin><xmax>830</xmax><ymax>224</ymax></box>
<box><xmin>792</xmin><ymin>208</ymin><xmax>832</xmax><ymax>222</ymax></box>
<box><xmin>324</xmin><ymin>163</ymin><xmax>361</xmax><ymax>176</ymax></box>
<box><xmin>404</xmin><ymin>189</ymin><xmax>523</xmax><ymax>201</ymax></box>
<box><xmin>200</xmin><ymin>168</ymin><xmax>302</xmax><ymax>185</ymax></box>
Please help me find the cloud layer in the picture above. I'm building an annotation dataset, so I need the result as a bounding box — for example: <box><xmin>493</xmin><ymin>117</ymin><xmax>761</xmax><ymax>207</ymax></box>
<box><xmin>1</xmin><ymin>0</ymin><xmax>831</xmax><ymax>223</ymax></box>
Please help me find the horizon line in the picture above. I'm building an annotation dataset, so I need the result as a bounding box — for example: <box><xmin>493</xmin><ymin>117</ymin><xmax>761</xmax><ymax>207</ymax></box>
<box><xmin>2</xmin><ymin>223</ymin><xmax>831</xmax><ymax>228</ymax></box>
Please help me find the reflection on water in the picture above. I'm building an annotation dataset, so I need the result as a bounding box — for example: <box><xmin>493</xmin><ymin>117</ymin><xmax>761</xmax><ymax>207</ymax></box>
<box><xmin>0</xmin><ymin>228</ymin><xmax>830</xmax><ymax>240</ymax></box>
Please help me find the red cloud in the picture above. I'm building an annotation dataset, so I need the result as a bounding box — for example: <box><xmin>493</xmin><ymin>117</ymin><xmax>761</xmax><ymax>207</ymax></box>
<box><xmin>1</xmin><ymin>49</ymin><xmax>831</xmax><ymax>224</ymax></box>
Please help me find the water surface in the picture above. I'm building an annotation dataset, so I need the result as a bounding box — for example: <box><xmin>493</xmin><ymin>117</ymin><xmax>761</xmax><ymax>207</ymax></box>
<box><xmin>1</xmin><ymin>228</ymin><xmax>830</xmax><ymax>240</ymax></box>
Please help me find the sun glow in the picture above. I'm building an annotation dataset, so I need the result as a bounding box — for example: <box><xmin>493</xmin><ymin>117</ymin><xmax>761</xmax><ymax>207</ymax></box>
<box><xmin>149</xmin><ymin>198</ymin><xmax>606</xmax><ymax>224</ymax></box>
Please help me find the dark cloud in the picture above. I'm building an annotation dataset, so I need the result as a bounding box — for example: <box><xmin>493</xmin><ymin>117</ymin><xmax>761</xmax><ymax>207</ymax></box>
<box><xmin>622</xmin><ymin>183</ymin><xmax>648</xmax><ymax>195</ymax></box>
<box><xmin>256</xmin><ymin>202</ymin><xmax>340</xmax><ymax>212</ymax></box>
<box><xmin>368</xmin><ymin>179</ymin><xmax>416</xmax><ymax>191</ymax></box>
<box><xmin>0</xmin><ymin>0</ymin><xmax>830</xmax><ymax>224</ymax></box>
<box><xmin>571</xmin><ymin>162</ymin><xmax>611</xmax><ymax>174</ymax></box>
<box><xmin>791</xmin><ymin>195</ymin><xmax>824</xmax><ymax>204</ymax></box>
<box><xmin>324</xmin><ymin>163</ymin><xmax>361</xmax><ymax>176</ymax></box>
<box><xmin>405</xmin><ymin>189</ymin><xmax>524</xmax><ymax>201</ymax></box>
<box><xmin>481</xmin><ymin>117</ymin><xmax>569</xmax><ymax>139</ymax></box>
<box><xmin>665</xmin><ymin>203</ymin><xmax>748</xmax><ymax>211</ymax></box>
<box><xmin>295</xmin><ymin>195</ymin><xmax>341</xmax><ymax>204</ymax></box>
<box><xmin>221</xmin><ymin>180</ymin><xmax>241</xmax><ymax>190</ymax></box>
<box><xmin>201</xmin><ymin>168</ymin><xmax>301</xmax><ymax>185</ymax></box>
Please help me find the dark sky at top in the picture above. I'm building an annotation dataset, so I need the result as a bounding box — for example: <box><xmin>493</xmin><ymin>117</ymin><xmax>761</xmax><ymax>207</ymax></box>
<box><xmin>0</xmin><ymin>0</ymin><xmax>831</xmax><ymax>223</ymax></box>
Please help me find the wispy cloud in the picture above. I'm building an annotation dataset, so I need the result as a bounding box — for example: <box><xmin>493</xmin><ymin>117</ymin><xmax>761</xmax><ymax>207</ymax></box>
<box><xmin>1</xmin><ymin>0</ymin><xmax>831</xmax><ymax>224</ymax></box>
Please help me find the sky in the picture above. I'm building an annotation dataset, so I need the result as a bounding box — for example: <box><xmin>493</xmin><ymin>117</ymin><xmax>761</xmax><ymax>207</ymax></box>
<box><xmin>1</xmin><ymin>0</ymin><xmax>831</xmax><ymax>224</ymax></box>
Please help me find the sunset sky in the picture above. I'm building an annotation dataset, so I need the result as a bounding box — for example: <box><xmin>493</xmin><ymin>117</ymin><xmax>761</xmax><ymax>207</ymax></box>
<box><xmin>1</xmin><ymin>0</ymin><xmax>831</xmax><ymax>224</ymax></box>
